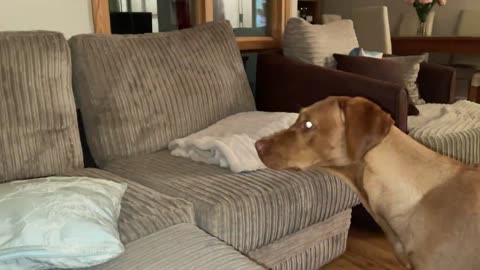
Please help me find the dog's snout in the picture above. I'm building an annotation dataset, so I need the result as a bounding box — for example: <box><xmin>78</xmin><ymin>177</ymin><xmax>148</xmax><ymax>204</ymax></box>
<box><xmin>255</xmin><ymin>140</ymin><xmax>267</xmax><ymax>155</ymax></box>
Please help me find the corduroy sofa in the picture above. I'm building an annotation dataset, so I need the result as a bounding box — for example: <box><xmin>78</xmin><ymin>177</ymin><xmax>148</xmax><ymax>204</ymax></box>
<box><xmin>1</xmin><ymin>22</ymin><xmax>358</xmax><ymax>270</ymax></box>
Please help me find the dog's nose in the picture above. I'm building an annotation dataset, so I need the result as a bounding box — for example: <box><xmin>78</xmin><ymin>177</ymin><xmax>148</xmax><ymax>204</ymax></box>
<box><xmin>255</xmin><ymin>140</ymin><xmax>267</xmax><ymax>155</ymax></box>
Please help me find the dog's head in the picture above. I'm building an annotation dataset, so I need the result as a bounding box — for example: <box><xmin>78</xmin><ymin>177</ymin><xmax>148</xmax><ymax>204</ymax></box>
<box><xmin>255</xmin><ymin>96</ymin><xmax>394</xmax><ymax>170</ymax></box>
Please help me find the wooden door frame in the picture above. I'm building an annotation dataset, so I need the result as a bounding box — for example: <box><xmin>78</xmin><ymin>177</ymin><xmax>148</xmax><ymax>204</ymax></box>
<box><xmin>90</xmin><ymin>0</ymin><xmax>291</xmax><ymax>51</ymax></box>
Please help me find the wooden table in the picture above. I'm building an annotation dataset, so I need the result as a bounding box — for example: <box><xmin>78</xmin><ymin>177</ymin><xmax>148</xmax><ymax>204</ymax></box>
<box><xmin>391</xmin><ymin>36</ymin><xmax>480</xmax><ymax>55</ymax></box>
<box><xmin>392</xmin><ymin>36</ymin><xmax>480</xmax><ymax>103</ymax></box>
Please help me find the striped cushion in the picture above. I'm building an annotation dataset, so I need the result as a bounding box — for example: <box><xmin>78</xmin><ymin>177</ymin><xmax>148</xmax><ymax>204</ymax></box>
<box><xmin>103</xmin><ymin>151</ymin><xmax>360</xmax><ymax>253</ymax></box>
<box><xmin>384</xmin><ymin>55</ymin><xmax>427</xmax><ymax>105</ymax></box>
<box><xmin>70</xmin><ymin>21</ymin><xmax>255</xmax><ymax>167</ymax></box>
<box><xmin>409</xmin><ymin>100</ymin><xmax>480</xmax><ymax>165</ymax></box>
<box><xmin>248</xmin><ymin>209</ymin><xmax>351</xmax><ymax>270</ymax></box>
<box><xmin>283</xmin><ymin>18</ymin><xmax>359</xmax><ymax>69</ymax></box>
<box><xmin>88</xmin><ymin>223</ymin><xmax>264</xmax><ymax>270</ymax></box>
<box><xmin>0</xmin><ymin>31</ymin><xmax>83</xmax><ymax>182</ymax></box>
<box><xmin>64</xmin><ymin>168</ymin><xmax>194</xmax><ymax>244</ymax></box>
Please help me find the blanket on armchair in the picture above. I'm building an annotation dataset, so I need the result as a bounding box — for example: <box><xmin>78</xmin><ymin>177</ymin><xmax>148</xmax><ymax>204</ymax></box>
<box><xmin>408</xmin><ymin>100</ymin><xmax>480</xmax><ymax>164</ymax></box>
<box><xmin>168</xmin><ymin>111</ymin><xmax>298</xmax><ymax>172</ymax></box>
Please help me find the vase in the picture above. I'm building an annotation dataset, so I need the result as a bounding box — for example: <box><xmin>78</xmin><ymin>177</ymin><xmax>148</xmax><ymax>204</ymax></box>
<box><xmin>417</xmin><ymin>20</ymin><xmax>427</xmax><ymax>36</ymax></box>
<box><xmin>415</xmin><ymin>4</ymin><xmax>433</xmax><ymax>37</ymax></box>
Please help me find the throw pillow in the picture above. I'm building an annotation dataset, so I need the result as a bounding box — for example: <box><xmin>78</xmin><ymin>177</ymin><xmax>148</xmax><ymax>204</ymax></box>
<box><xmin>333</xmin><ymin>54</ymin><xmax>420</xmax><ymax>115</ymax></box>
<box><xmin>0</xmin><ymin>177</ymin><xmax>127</xmax><ymax>269</ymax></box>
<box><xmin>283</xmin><ymin>17</ymin><xmax>359</xmax><ymax>68</ymax></box>
<box><xmin>383</xmin><ymin>55</ymin><xmax>427</xmax><ymax>105</ymax></box>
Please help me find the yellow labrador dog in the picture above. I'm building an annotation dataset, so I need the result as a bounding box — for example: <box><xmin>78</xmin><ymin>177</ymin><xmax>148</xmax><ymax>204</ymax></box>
<box><xmin>255</xmin><ymin>96</ymin><xmax>480</xmax><ymax>270</ymax></box>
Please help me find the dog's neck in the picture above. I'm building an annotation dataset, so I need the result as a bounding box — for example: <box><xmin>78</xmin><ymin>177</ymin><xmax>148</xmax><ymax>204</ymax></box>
<box><xmin>320</xmin><ymin>126</ymin><xmax>463</xmax><ymax>234</ymax></box>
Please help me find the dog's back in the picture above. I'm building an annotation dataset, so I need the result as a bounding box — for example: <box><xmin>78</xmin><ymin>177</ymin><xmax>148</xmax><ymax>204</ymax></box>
<box><xmin>405</xmin><ymin>169</ymin><xmax>480</xmax><ymax>270</ymax></box>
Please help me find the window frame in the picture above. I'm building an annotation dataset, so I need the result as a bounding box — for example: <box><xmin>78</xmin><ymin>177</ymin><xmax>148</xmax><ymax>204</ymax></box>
<box><xmin>91</xmin><ymin>0</ymin><xmax>291</xmax><ymax>51</ymax></box>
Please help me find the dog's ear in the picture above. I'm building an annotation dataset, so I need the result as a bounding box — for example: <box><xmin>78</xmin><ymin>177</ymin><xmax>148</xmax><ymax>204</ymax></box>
<box><xmin>338</xmin><ymin>97</ymin><xmax>394</xmax><ymax>161</ymax></box>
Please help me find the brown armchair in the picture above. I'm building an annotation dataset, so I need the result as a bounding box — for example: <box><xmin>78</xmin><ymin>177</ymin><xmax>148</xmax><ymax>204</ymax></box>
<box><xmin>255</xmin><ymin>51</ymin><xmax>456</xmax><ymax>133</ymax></box>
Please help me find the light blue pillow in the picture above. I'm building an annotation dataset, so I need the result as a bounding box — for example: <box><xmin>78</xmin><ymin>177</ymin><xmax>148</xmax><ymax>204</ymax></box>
<box><xmin>0</xmin><ymin>177</ymin><xmax>127</xmax><ymax>269</ymax></box>
<box><xmin>349</xmin><ymin>47</ymin><xmax>383</xmax><ymax>58</ymax></box>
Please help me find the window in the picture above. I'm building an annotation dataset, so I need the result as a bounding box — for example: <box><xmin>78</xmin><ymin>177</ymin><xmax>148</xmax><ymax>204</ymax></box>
<box><xmin>93</xmin><ymin>0</ymin><xmax>291</xmax><ymax>50</ymax></box>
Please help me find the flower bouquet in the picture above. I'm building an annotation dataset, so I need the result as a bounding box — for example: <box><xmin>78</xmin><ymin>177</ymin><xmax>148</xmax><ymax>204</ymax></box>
<box><xmin>404</xmin><ymin>0</ymin><xmax>447</xmax><ymax>36</ymax></box>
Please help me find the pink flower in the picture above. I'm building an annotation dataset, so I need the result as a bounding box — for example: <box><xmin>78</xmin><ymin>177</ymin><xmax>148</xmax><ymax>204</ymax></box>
<box><xmin>418</xmin><ymin>0</ymin><xmax>433</xmax><ymax>3</ymax></box>
<box><xmin>438</xmin><ymin>0</ymin><xmax>447</xmax><ymax>6</ymax></box>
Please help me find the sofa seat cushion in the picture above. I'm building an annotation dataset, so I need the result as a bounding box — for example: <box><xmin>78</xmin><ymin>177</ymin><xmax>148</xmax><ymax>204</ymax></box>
<box><xmin>103</xmin><ymin>151</ymin><xmax>359</xmax><ymax>253</ymax></box>
<box><xmin>64</xmin><ymin>168</ymin><xmax>194</xmax><ymax>244</ymax></box>
<box><xmin>87</xmin><ymin>223</ymin><xmax>264</xmax><ymax>270</ymax></box>
<box><xmin>0</xmin><ymin>31</ymin><xmax>83</xmax><ymax>182</ymax></box>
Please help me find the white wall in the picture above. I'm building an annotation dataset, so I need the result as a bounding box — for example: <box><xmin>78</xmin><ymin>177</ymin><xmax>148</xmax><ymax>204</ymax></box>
<box><xmin>0</xmin><ymin>0</ymin><xmax>94</xmax><ymax>38</ymax></box>
<box><xmin>323</xmin><ymin>0</ymin><xmax>480</xmax><ymax>36</ymax></box>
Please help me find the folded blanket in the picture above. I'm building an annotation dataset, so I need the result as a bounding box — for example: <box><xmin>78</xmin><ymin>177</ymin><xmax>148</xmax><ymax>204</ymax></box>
<box><xmin>168</xmin><ymin>111</ymin><xmax>299</xmax><ymax>172</ymax></box>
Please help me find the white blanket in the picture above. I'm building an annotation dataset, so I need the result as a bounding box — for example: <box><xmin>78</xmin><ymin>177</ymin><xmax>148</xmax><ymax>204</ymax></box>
<box><xmin>408</xmin><ymin>100</ymin><xmax>480</xmax><ymax>132</ymax></box>
<box><xmin>168</xmin><ymin>111</ymin><xmax>299</xmax><ymax>172</ymax></box>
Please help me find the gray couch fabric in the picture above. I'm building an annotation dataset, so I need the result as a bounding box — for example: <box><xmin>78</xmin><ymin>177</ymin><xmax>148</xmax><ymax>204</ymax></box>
<box><xmin>65</xmin><ymin>168</ymin><xmax>195</xmax><ymax>244</ymax></box>
<box><xmin>0</xmin><ymin>24</ymin><xmax>358</xmax><ymax>270</ymax></box>
<box><xmin>87</xmin><ymin>223</ymin><xmax>264</xmax><ymax>270</ymax></box>
<box><xmin>69</xmin><ymin>21</ymin><xmax>255</xmax><ymax>167</ymax></box>
<box><xmin>0</xmin><ymin>31</ymin><xmax>83</xmax><ymax>182</ymax></box>
<box><xmin>104</xmin><ymin>150</ymin><xmax>359</xmax><ymax>253</ymax></box>
<box><xmin>248</xmin><ymin>209</ymin><xmax>351</xmax><ymax>270</ymax></box>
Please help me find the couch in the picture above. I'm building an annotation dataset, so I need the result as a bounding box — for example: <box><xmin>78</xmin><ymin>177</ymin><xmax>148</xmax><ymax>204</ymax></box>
<box><xmin>1</xmin><ymin>23</ymin><xmax>360</xmax><ymax>270</ymax></box>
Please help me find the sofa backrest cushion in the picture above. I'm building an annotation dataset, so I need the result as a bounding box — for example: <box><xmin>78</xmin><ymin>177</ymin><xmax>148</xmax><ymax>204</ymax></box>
<box><xmin>283</xmin><ymin>18</ymin><xmax>359</xmax><ymax>69</ymax></box>
<box><xmin>70</xmin><ymin>21</ymin><xmax>255</xmax><ymax>167</ymax></box>
<box><xmin>0</xmin><ymin>31</ymin><xmax>83</xmax><ymax>182</ymax></box>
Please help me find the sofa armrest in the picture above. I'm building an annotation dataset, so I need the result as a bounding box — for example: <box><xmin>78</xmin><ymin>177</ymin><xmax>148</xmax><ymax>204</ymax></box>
<box><xmin>418</xmin><ymin>62</ymin><xmax>456</xmax><ymax>104</ymax></box>
<box><xmin>256</xmin><ymin>52</ymin><xmax>409</xmax><ymax>132</ymax></box>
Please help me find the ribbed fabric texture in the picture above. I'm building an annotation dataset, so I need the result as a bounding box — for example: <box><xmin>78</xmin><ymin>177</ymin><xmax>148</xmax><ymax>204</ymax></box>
<box><xmin>69</xmin><ymin>21</ymin><xmax>255</xmax><ymax>167</ymax></box>
<box><xmin>384</xmin><ymin>55</ymin><xmax>427</xmax><ymax>105</ymax></box>
<box><xmin>282</xmin><ymin>18</ymin><xmax>359</xmax><ymax>69</ymax></box>
<box><xmin>88</xmin><ymin>223</ymin><xmax>265</xmax><ymax>270</ymax></box>
<box><xmin>248</xmin><ymin>210</ymin><xmax>351</xmax><ymax>270</ymax></box>
<box><xmin>409</xmin><ymin>100</ymin><xmax>480</xmax><ymax>165</ymax></box>
<box><xmin>104</xmin><ymin>150</ymin><xmax>360</xmax><ymax>253</ymax></box>
<box><xmin>0</xmin><ymin>31</ymin><xmax>83</xmax><ymax>182</ymax></box>
<box><xmin>64</xmin><ymin>168</ymin><xmax>194</xmax><ymax>244</ymax></box>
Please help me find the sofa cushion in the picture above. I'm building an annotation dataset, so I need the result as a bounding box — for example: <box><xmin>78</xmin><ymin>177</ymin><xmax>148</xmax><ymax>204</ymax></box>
<box><xmin>103</xmin><ymin>151</ymin><xmax>359</xmax><ymax>253</ymax></box>
<box><xmin>64</xmin><ymin>168</ymin><xmax>194</xmax><ymax>244</ymax></box>
<box><xmin>248</xmin><ymin>209</ymin><xmax>351</xmax><ymax>270</ymax></box>
<box><xmin>0</xmin><ymin>31</ymin><xmax>83</xmax><ymax>182</ymax></box>
<box><xmin>0</xmin><ymin>176</ymin><xmax>126</xmax><ymax>269</ymax></box>
<box><xmin>384</xmin><ymin>54</ymin><xmax>427</xmax><ymax>105</ymax></box>
<box><xmin>70</xmin><ymin>21</ymin><xmax>255</xmax><ymax>167</ymax></box>
<box><xmin>333</xmin><ymin>53</ymin><xmax>420</xmax><ymax>116</ymax></box>
<box><xmin>283</xmin><ymin>18</ymin><xmax>359</xmax><ymax>69</ymax></box>
<box><xmin>88</xmin><ymin>223</ymin><xmax>264</xmax><ymax>270</ymax></box>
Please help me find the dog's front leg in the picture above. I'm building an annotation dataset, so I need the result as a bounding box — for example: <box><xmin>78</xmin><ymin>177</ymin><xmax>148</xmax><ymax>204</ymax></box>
<box><xmin>391</xmin><ymin>240</ymin><xmax>412</xmax><ymax>269</ymax></box>
<box><xmin>375</xmin><ymin>216</ymin><xmax>412</xmax><ymax>269</ymax></box>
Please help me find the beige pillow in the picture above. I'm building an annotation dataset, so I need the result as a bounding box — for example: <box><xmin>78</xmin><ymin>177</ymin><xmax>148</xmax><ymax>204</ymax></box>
<box><xmin>384</xmin><ymin>55</ymin><xmax>427</xmax><ymax>105</ymax></box>
<box><xmin>282</xmin><ymin>18</ymin><xmax>359</xmax><ymax>69</ymax></box>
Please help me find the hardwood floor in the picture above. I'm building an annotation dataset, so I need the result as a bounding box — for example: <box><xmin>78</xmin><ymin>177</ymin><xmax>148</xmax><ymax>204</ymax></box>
<box><xmin>323</xmin><ymin>227</ymin><xmax>406</xmax><ymax>270</ymax></box>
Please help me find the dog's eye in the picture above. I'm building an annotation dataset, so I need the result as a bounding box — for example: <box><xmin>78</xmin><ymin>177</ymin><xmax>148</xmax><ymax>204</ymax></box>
<box><xmin>305</xmin><ymin>121</ymin><xmax>313</xmax><ymax>129</ymax></box>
